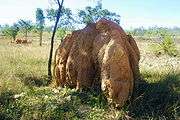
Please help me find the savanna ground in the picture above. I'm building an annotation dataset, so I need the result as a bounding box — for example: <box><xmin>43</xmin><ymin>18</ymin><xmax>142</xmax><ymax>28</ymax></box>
<box><xmin>0</xmin><ymin>35</ymin><xmax>179</xmax><ymax>120</ymax></box>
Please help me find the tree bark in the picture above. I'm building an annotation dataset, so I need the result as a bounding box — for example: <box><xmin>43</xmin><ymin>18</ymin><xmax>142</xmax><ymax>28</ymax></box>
<box><xmin>40</xmin><ymin>30</ymin><xmax>43</xmax><ymax>46</ymax></box>
<box><xmin>25</xmin><ymin>30</ymin><xmax>28</xmax><ymax>40</ymax></box>
<box><xmin>48</xmin><ymin>0</ymin><xmax>64</xmax><ymax>80</ymax></box>
<box><xmin>13</xmin><ymin>36</ymin><xmax>16</xmax><ymax>41</ymax></box>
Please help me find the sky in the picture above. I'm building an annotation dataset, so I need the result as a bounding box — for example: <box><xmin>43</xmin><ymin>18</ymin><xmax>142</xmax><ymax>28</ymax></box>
<box><xmin>0</xmin><ymin>0</ymin><xmax>180</xmax><ymax>29</ymax></box>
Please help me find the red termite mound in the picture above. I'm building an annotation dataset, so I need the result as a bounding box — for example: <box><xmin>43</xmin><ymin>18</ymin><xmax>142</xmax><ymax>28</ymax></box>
<box><xmin>54</xmin><ymin>19</ymin><xmax>140</xmax><ymax>107</ymax></box>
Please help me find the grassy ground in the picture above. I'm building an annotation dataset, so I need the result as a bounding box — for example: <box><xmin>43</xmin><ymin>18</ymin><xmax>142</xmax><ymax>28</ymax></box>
<box><xmin>0</xmin><ymin>38</ymin><xmax>179</xmax><ymax>120</ymax></box>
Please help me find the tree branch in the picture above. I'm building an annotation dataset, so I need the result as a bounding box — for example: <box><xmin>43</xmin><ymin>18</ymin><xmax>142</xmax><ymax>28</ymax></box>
<box><xmin>57</xmin><ymin>0</ymin><xmax>64</xmax><ymax>8</ymax></box>
<box><xmin>48</xmin><ymin>0</ymin><xmax>64</xmax><ymax>80</ymax></box>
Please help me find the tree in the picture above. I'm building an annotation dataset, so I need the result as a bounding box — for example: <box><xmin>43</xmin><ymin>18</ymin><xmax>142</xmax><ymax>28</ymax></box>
<box><xmin>77</xmin><ymin>1</ymin><xmax>121</xmax><ymax>25</ymax></box>
<box><xmin>46</xmin><ymin>7</ymin><xmax>74</xmax><ymax>29</ymax></box>
<box><xmin>18</xmin><ymin>19</ymin><xmax>32</xmax><ymax>39</ymax></box>
<box><xmin>36</xmin><ymin>8</ymin><xmax>45</xmax><ymax>46</ymax></box>
<box><xmin>48</xmin><ymin>0</ymin><xmax>64</xmax><ymax>80</ymax></box>
<box><xmin>2</xmin><ymin>24</ymin><xmax>19</xmax><ymax>41</ymax></box>
<box><xmin>0</xmin><ymin>25</ymin><xmax>2</xmax><ymax>30</ymax></box>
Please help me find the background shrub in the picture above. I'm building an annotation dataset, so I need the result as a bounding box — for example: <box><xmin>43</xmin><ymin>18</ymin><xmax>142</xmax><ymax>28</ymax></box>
<box><xmin>149</xmin><ymin>34</ymin><xmax>178</xmax><ymax>56</ymax></box>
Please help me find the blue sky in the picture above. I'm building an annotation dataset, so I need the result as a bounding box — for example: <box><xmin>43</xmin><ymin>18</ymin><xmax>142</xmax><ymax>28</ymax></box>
<box><xmin>0</xmin><ymin>0</ymin><xmax>180</xmax><ymax>29</ymax></box>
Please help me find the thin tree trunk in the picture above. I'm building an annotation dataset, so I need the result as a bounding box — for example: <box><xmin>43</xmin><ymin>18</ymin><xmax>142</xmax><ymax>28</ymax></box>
<box><xmin>25</xmin><ymin>30</ymin><xmax>28</xmax><ymax>40</ymax></box>
<box><xmin>40</xmin><ymin>30</ymin><xmax>43</xmax><ymax>46</ymax></box>
<box><xmin>48</xmin><ymin>0</ymin><xmax>64</xmax><ymax>80</ymax></box>
<box><xmin>13</xmin><ymin>36</ymin><xmax>16</xmax><ymax>41</ymax></box>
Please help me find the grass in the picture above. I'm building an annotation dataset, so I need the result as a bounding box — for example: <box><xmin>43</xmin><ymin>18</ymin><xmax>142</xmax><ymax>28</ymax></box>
<box><xmin>130</xmin><ymin>71</ymin><xmax>179</xmax><ymax>119</ymax></box>
<box><xmin>0</xmin><ymin>38</ymin><xmax>179</xmax><ymax>120</ymax></box>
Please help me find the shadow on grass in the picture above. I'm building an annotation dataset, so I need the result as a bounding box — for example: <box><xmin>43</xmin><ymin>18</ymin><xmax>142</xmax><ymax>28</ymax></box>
<box><xmin>72</xmin><ymin>88</ymin><xmax>108</xmax><ymax>109</ymax></box>
<box><xmin>15</xmin><ymin>73</ymin><xmax>50</xmax><ymax>87</ymax></box>
<box><xmin>0</xmin><ymin>90</ymin><xmax>22</xmax><ymax>120</ymax></box>
<box><xmin>49</xmin><ymin>72</ymin><xmax>179</xmax><ymax>119</ymax></box>
<box><xmin>128</xmin><ymin>73</ymin><xmax>180</xmax><ymax>119</ymax></box>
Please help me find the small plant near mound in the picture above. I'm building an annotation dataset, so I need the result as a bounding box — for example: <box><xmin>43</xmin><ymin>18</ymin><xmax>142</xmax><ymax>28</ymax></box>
<box><xmin>149</xmin><ymin>43</ymin><xmax>164</xmax><ymax>56</ymax></box>
<box><xmin>161</xmin><ymin>35</ymin><xmax>178</xmax><ymax>56</ymax></box>
<box><xmin>150</xmin><ymin>34</ymin><xmax>178</xmax><ymax>56</ymax></box>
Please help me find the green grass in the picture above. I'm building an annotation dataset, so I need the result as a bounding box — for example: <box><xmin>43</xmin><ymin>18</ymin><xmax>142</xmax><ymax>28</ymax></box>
<box><xmin>0</xmin><ymin>39</ymin><xmax>179</xmax><ymax>120</ymax></box>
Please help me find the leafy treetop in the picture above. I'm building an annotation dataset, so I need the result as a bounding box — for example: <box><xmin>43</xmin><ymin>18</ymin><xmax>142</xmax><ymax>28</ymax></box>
<box><xmin>77</xmin><ymin>1</ymin><xmax>121</xmax><ymax>25</ymax></box>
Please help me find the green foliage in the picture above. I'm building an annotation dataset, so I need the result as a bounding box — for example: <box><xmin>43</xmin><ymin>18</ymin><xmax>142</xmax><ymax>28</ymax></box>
<box><xmin>46</xmin><ymin>7</ymin><xmax>74</xmax><ymax>29</ymax></box>
<box><xmin>46</xmin><ymin>8</ymin><xmax>57</xmax><ymax>21</ymax></box>
<box><xmin>149</xmin><ymin>43</ymin><xmax>164</xmax><ymax>56</ymax></box>
<box><xmin>46</xmin><ymin>1</ymin><xmax>120</xmax><ymax>28</ymax></box>
<box><xmin>18</xmin><ymin>20</ymin><xmax>32</xmax><ymax>32</ymax></box>
<box><xmin>56</xmin><ymin>28</ymin><xmax>71</xmax><ymax>40</ymax></box>
<box><xmin>18</xmin><ymin>19</ymin><xmax>33</xmax><ymax>38</ymax></box>
<box><xmin>36</xmin><ymin>8</ymin><xmax>45</xmax><ymax>30</ymax></box>
<box><xmin>1</xmin><ymin>24</ymin><xmax>19</xmax><ymax>41</ymax></box>
<box><xmin>161</xmin><ymin>35</ymin><xmax>178</xmax><ymax>56</ymax></box>
<box><xmin>36</xmin><ymin>8</ymin><xmax>45</xmax><ymax>46</ymax></box>
<box><xmin>78</xmin><ymin>1</ymin><xmax>120</xmax><ymax>25</ymax></box>
<box><xmin>30</xmin><ymin>25</ymin><xmax>39</xmax><ymax>34</ymax></box>
<box><xmin>150</xmin><ymin>34</ymin><xmax>178</xmax><ymax>56</ymax></box>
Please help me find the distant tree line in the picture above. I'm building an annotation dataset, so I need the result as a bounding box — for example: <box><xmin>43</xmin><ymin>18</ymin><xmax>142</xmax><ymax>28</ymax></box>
<box><xmin>0</xmin><ymin>0</ymin><xmax>121</xmax><ymax>45</ymax></box>
<box><xmin>127</xmin><ymin>26</ymin><xmax>180</xmax><ymax>37</ymax></box>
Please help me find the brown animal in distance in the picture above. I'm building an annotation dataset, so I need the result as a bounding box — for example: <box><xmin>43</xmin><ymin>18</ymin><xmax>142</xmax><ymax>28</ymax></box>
<box><xmin>54</xmin><ymin>19</ymin><xmax>140</xmax><ymax>107</ymax></box>
<box><xmin>15</xmin><ymin>39</ymin><xmax>28</xmax><ymax>44</ymax></box>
